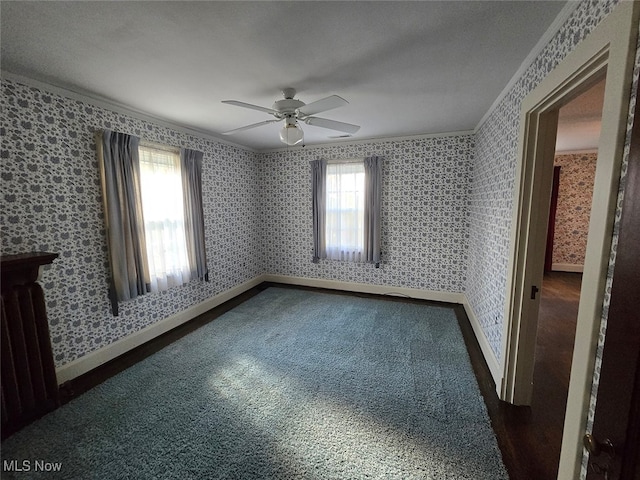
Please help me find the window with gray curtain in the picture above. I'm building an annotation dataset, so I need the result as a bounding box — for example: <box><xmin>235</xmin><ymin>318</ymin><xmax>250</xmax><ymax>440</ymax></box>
<box><xmin>311</xmin><ymin>159</ymin><xmax>327</xmax><ymax>263</ymax></box>
<box><xmin>180</xmin><ymin>148</ymin><xmax>208</xmax><ymax>282</ymax></box>
<box><xmin>311</xmin><ymin>156</ymin><xmax>382</xmax><ymax>266</ymax></box>
<box><xmin>97</xmin><ymin>130</ymin><xmax>207</xmax><ymax>315</ymax></box>
<box><xmin>363</xmin><ymin>156</ymin><xmax>382</xmax><ymax>265</ymax></box>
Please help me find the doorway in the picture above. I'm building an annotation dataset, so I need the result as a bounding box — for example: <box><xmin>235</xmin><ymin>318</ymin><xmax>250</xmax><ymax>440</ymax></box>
<box><xmin>526</xmin><ymin>78</ymin><xmax>605</xmax><ymax>479</ymax></box>
<box><xmin>499</xmin><ymin>2</ymin><xmax>638</xmax><ymax>478</ymax></box>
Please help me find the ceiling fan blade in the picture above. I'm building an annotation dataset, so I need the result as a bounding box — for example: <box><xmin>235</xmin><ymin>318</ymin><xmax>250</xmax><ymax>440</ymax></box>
<box><xmin>297</xmin><ymin>95</ymin><xmax>348</xmax><ymax>116</ymax></box>
<box><xmin>303</xmin><ymin>117</ymin><xmax>360</xmax><ymax>134</ymax></box>
<box><xmin>222</xmin><ymin>100</ymin><xmax>278</xmax><ymax>115</ymax></box>
<box><xmin>222</xmin><ymin>119</ymin><xmax>280</xmax><ymax>135</ymax></box>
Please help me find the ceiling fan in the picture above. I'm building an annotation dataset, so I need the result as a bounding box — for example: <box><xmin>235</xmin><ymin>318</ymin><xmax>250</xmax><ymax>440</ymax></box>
<box><xmin>221</xmin><ymin>88</ymin><xmax>360</xmax><ymax>146</ymax></box>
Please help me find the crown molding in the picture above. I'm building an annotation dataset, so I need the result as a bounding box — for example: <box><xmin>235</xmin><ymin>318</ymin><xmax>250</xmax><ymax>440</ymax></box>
<box><xmin>3</xmin><ymin>71</ymin><xmax>474</xmax><ymax>154</ymax></box>
<box><xmin>259</xmin><ymin>130</ymin><xmax>476</xmax><ymax>154</ymax></box>
<box><xmin>1</xmin><ymin>71</ymin><xmax>257</xmax><ymax>153</ymax></box>
<box><xmin>474</xmin><ymin>0</ymin><xmax>581</xmax><ymax>132</ymax></box>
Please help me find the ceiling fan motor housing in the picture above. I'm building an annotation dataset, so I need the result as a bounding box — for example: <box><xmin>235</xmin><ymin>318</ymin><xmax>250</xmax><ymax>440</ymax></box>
<box><xmin>272</xmin><ymin>98</ymin><xmax>305</xmax><ymax>117</ymax></box>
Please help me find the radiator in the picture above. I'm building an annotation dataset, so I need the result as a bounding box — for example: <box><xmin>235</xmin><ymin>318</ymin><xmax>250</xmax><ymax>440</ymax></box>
<box><xmin>1</xmin><ymin>253</ymin><xmax>59</xmax><ymax>440</ymax></box>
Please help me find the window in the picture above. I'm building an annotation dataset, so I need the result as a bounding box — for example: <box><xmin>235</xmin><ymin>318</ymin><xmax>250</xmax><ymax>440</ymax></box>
<box><xmin>325</xmin><ymin>162</ymin><xmax>366</xmax><ymax>262</ymax></box>
<box><xmin>97</xmin><ymin>130</ymin><xmax>207</xmax><ymax>315</ymax></box>
<box><xmin>311</xmin><ymin>156</ymin><xmax>382</xmax><ymax>266</ymax></box>
<box><xmin>138</xmin><ymin>144</ymin><xmax>191</xmax><ymax>291</ymax></box>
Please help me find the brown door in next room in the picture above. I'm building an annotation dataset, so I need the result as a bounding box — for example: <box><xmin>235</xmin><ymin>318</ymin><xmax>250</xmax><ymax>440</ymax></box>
<box><xmin>544</xmin><ymin>166</ymin><xmax>561</xmax><ymax>273</ymax></box>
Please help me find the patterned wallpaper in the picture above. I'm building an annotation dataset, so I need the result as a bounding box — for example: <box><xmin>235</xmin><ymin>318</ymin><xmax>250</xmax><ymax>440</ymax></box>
<box><xmin>258</xmin><ymin>136</ymin><xmax>473</xmax><ymax>293</ymax></box>
<box><xmin>0</xmin><ymin>77</ymin><xmax>474</xmax><ymax>368</ymax></box>
<box><xmin>1</xmin><ymin>7</ymin><xmax>637</xmax><ymax>477</ymax></box>
<box><xmin>465</xmin><ymin>0</ymin><xmax>618</xmax><ymax>362</ymax></box>
<box><xmin>0</xmin><ymin>80</ymin><xmax>263</xmax><ymax>366</ymax></box>
<box><xmin>461</xmin><ymin>0</ymin><xmax>637</xmax><ymax>476</ymax></box>
<box><xmin>552</xmin><ymin>152</ymin><xmax>597</xmax><ymax>268</ymax></box>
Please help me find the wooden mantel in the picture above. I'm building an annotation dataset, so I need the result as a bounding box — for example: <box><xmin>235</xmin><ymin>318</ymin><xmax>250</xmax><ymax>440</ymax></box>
<box><xmin>1</xmin><ymin>252</ymin><xmax>59</xmax><ymax>288</ymax></box>
<box><xmin>1</xmin><ymin>251</ymin><xmax>59</xmax><ymax>440</ymax></box>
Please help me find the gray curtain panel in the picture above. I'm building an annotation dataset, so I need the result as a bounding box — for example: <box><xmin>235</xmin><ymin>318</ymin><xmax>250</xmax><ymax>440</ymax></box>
<box><xmin>97</xmin><ymin>130</ymin><xmax>150</xmax><ymax>315</ymax></box>
<box><xmin>311</xmin><ymin>159</ymin><xmax>327</xmax><ymax>263</ymax></box>
<box><xmin>180</xmin><ymin>148</ymin><xmax>209</xmax><ymax>281</ymax></box>
<box><xmin>364</xmin><ymin>156</ymin><xmax>382</xmax><ymax>266</ymax></box>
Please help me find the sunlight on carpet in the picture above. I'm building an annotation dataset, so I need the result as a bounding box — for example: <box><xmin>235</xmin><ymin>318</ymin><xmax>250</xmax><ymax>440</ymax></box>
<box><xmin>211</xmin><ymin>355</ymin><xmax>438</xmax><ymax>477</ymax></box>
<box><xmin>1</xmin><ymin>287</ymin><xmax>507</xmax><ymax>479</ymax></box>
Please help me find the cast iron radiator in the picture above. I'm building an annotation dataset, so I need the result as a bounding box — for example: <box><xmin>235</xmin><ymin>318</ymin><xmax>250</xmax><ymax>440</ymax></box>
<box><xmin>1</xmin><ymin>252</ymin><xmax>59</xmax><ymax>440</ymax></box>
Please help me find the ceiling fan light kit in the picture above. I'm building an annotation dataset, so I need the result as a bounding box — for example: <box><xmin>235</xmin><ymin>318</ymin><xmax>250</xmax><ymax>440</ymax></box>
<box><xmin>279</xmin><ymin>116</ymin><xmax>304</xmax><ymax>146</ymax></box>
<box><xmin>222</xmin><ymin>88</ymin><xmax>360</xmax><ymax>146</ymax></box>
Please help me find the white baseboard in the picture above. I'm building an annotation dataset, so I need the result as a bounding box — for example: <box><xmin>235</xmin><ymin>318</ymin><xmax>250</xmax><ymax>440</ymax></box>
<box><xmin>263</xmin><ymin>274</ymin><xmax>465</xmax><ymax>304</ymax></box>
<box><xmin>551</xmin><ymin>263</ymin><xmax>584</xmax><ymax>273</ymax></box>
<box><xmin>461</xmin><ymin>294</ymin><xmax>502</xmax><ymax>390</ymax></box>
<box><xmin>56</xmin><ymin>274</ymin><xmax>501</xmax><ymax>396</ymax></box>
<box><xmin>55</xmin><ymin>275</ymin><xmax>267</xmax><ymax>384</ymax></box>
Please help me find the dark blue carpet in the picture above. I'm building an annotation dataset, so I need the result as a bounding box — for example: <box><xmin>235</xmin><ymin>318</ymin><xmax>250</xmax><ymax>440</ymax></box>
<box><xmin>1</xmin><ymin>287</ymin><xmax>508</xmax><ymax>479</ymax></box>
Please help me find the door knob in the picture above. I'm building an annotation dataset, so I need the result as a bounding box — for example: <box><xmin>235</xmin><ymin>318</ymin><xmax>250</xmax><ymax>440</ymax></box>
<box><xmin>583</xmin><ymin>433</ymin><xmax>615</xmax><ymax>458</ymax></box>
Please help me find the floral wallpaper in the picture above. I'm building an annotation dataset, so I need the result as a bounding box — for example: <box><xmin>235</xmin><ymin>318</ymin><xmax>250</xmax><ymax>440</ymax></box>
<box><xmin>460</xmin><ymin>0</ymin><xmax>637</xmax><ymax>476</ymax></box>
<box><xmin>0</xmin><ymin>3</ymin><xmax>637</xmax><ymax>476</ymax></box>
<box><xmin>465</xmin><ymin>0</ymin><xmax>618</xmax><ymax>362</ymax></box>
<box><xmin>0</xmin><ymin>80</ymin><xmax>263</xmax><ymax>366</ymax></box>
<box><xmin>552</xmin><ymin>152</ymin><xmax>597</xmax><ymax>269</ymax></box>
<box><xmin>1</xmin><ymin>77</ymin><xmax>473</xmax><ymax>368</ymax></box>
<box><xmin>258</xmin><ymin>135</ymin><xmax>473</xmax><ymax>293</ymax></box>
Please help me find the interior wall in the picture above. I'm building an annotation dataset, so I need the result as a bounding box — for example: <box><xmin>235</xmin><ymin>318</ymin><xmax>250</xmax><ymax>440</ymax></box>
<box><xmin>463</xmin><ymin>1</ymin><xmax>638</xmax><ymax>476</ymax></box>
<box><xmin>551</xmin><ymin>152</ymin><xmax>597</xmax><ymax>270</ymax></box>
<box><xmin>1</xmin><ymin>9</ymin><xmax>634</xmax><ymax>454</ymax></box>
<box><xmin>464</xmin><ymin>0</ymin><xmax>619</xmax><ymax>362</ymax></box>
<box><xmin>258</xmin><ymin>135</ymin><xmax>473</xmax><ymax>293</ymax></box>
<box><xmin>0</xmin><ymin>77</ymin><xmax>474</xmax><ymax>370</ymax></box>
<box><xmin>0</xmin><ymin>78</ymin><xmax>263</xmax><ymax>367</ymax></box>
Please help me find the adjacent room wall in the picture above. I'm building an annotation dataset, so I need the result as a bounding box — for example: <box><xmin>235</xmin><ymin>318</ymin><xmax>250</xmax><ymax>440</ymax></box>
<box><xmin>552</xmin><ymin>152</ymin><xmax>597</xmax><ymax>271</ymax></box>
<box><xmin>0</xmin><ymin>78</ymin><xmax>263</xmax><ymax>367</ymax></box>
<box><xmin>258</xmin><ymin>135</ymin><xmax>473</xmax><ymax>295</ymax></box>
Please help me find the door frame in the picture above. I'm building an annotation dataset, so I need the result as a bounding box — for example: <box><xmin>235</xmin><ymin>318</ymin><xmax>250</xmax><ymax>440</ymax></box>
<box><xmin>499</xmin><ymin>1</ymin><xmax>639</xmax><ymax>478</ymax></box>
<box><xmin>586</xmin><ymin>85</ymin><xmax>640</xmax><ymax>480</ymax></box>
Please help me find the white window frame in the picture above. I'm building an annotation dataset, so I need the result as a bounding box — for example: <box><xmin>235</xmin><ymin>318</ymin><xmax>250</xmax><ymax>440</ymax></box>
<box><xmin>325</xmin><ymin>158</ymin><xmax>366</xmax><ymax>262</ymax></box>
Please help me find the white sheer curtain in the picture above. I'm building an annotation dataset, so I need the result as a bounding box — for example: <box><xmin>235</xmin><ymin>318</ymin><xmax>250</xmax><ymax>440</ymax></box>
<box><xmin>325</xmin><ymin>162</ymin><xmax>365</xmax><ymax>262</ymax></box>
<box><xmin>138</xmin><ymin>145</ymin><xmax>191</xmax><ymax>292</ymax></box>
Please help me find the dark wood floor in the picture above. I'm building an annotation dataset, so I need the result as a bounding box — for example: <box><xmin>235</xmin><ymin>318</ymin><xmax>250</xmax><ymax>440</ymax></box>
<box><xmin>460</xmin><ymin>272</ymin><xmax>581</xmax><ymax>480</ymax></box>
<box><xmin>49</xmin><ymin>277</ymin><xmax>580</xmax><ymax>479</ymax></box>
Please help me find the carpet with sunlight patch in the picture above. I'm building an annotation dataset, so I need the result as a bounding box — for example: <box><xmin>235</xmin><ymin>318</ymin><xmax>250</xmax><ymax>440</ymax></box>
<box><xmin>1</xmin><ymin>287</ymin><xmax>508</xmax><ymax>479</ymax></box>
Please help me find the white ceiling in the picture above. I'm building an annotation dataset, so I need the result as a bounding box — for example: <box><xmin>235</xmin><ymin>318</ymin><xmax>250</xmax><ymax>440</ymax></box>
<box><xmin>556</xmin><ymin>78</ymin><xmax>605</xmax><ymax>152</ymax></box>
<box><xmin>1</xmin><ymin>1</ymin><xmax>572</xmax><ymax>151</ymax></box>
